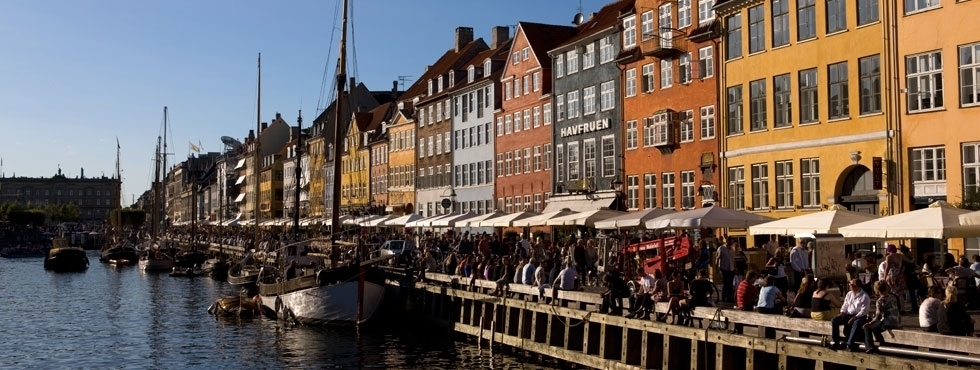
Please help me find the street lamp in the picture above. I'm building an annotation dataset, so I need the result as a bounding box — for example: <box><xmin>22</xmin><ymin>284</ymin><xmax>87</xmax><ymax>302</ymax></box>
<box><xmin>611</xmin><ymin>178</ymin><xmax>625</xmax><ymax>211</ymax></box>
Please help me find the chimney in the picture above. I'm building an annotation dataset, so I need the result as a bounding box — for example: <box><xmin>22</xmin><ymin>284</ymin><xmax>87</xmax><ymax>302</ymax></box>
<box><xmin>491</xmin><ymin>26</ymin><xmax>510</xmax><ymax>50</ymax></box>
<box><xmin>261</xmin><ymin>122</ymin><xmax>268</xmax><ymax>132</ymax></box>
<box><xmin>455</xmin><ymin>27</ymin><xmax>474</xmax><ymax>52</ymax></box>
<box><xmin>349</xmin><ymin>77</ymin><xmax>356</xmax><ymax>89</ymax></box>
<box><xmin>248</xmin><ymin>129</ymin><xmax>255</xmax><ymax>141</ymax></box>
<box><xmin>392</xmin><ymin>80</ymin><xmax>399</xmax><ymax>99</ymax></box>
<box><xmin>275</xmin><ymin>112</ymin><xmax>282</xmax><ymax>121</ymax></box>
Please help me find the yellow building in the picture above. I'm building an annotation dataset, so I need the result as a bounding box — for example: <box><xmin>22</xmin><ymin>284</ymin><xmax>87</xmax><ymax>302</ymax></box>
<box><xmin>896</xmin><ymin>0</ymin><xmax>980</xmax><ymax>257</ymax></box>
<box><xmin>384</xmin><ymin>106</ymin><xmax>417</xmax><ymax>215</ymax></box>
<box><xmin>259</xmin><ymin>152</ymin><xmax>284</xmax><ymax>220</ymax></box>
<box><xmin>307</xmin><ymin>135</ymin><xmax>326</xmax><ymax>219</ymax></box>
<box><xmin>341</xmin><ymin>111</ymin><xmax>371</xmax><ymax>215</ymax></box>
<box><xmin>715</xmin><ymin>0</ymin><xmax>899</xmax><ymax>244</ymax></box>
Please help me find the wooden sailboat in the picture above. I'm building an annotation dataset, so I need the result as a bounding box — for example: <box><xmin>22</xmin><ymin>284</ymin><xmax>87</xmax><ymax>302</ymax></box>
<box><xmin>100</xmin><ymin>138</ymin><xmax>138</xmax><ymax>265</ymax></box>
<box><xmin>257</xmin><ymin>0</ymin><xmax>388</xmax><ymax>325</ymax></box>
<box><xmin>139</xmin><ymin>107</ymin><xmax>175</xmax><ymax>272</ymax></box>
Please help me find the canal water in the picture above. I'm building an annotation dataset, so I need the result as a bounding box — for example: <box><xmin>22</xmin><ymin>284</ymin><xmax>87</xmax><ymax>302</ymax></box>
<box><xmin>0</xmin><ymin>252</ymin><xmax>579</xmax><ymax>369</ymax></box>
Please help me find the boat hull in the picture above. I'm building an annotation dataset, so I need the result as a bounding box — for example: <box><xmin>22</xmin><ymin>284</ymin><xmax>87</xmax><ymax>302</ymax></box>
<box><xmin>260</xmin><ymin>280</ymin><xmax>385</xmax><ymax>325</ymax></box>
<box><xmin>44</xmin><ymin>248</ymin><xmax>90</xmax><ymax>272</ymax></box>
<box><xmin>139</xmin><ymin>257</ymin><xmax>173</xmax><ymax>272</ymax></box>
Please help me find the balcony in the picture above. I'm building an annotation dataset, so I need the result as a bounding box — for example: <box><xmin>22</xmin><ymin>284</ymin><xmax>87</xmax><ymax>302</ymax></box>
<box><xmin>641</xmin><ymin>28</ymin><xmax>686</xmax><ymax>59</ymax></box>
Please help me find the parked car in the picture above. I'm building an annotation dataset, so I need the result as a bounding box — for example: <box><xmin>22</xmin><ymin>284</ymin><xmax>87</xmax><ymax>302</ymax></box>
<box><xmin>380</xmin><ymin>240</ymin><xmax>414</xmax><ymax>266</ymax></box>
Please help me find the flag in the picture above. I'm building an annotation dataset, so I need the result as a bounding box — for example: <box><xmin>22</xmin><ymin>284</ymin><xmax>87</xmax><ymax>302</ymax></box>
<box><xmin>189</xmin><ymin>141</ymin><xmax>200</xmax><ymax>153</ymax></box>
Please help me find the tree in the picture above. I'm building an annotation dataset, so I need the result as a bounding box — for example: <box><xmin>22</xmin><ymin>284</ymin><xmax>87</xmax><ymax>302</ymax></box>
<box><xmin>8</xmin><ymin>209</ymin><xmax>45</xmax><ymax>225</ymax></box>
<box><xmin>956</xmin><ymin>188</ymin><xmax>980</xmax><ymax>211</ymax></box>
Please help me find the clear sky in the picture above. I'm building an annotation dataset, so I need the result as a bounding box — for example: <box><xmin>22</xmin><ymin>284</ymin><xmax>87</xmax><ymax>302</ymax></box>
<box><xmin>0</xmin><ymin>0</ymin><xmax>610</xmax><ymax>205</ymax></box>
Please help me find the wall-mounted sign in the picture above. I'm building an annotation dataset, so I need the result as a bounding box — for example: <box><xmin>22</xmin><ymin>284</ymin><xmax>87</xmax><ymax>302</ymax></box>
<box><xmin>559</xmin><ymin>118</ymin><xmax>611</xmax><ymax>138</ymax></box>
<box><xmin>872</xmin><ymin>157</ymin><xmax>882</xmax><ymax>190</ymax></box>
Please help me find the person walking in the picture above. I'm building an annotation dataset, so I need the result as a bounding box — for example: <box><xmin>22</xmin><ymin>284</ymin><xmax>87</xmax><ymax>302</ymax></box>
<box><xmin>716</xmin><ymin>240</ymin><xmax>735</xmax><ymax>304</ymax></box>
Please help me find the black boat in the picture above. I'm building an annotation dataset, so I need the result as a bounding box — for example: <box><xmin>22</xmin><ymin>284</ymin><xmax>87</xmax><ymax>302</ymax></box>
<box><xmin>44</xmin><ymin>237</ymin><xmax>89</xmax><ymax>272</ymax></box>
<box><xmin>100</xmin><ymin>242</ymin><xmax>138</xmax><ymax>265</ymax></box>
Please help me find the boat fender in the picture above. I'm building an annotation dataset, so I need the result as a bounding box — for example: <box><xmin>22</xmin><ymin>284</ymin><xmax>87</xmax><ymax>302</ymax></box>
<box><xmin>275</xmin><ymin>296</ymin><xmax>282</xmax><ymax>315</ymax></box>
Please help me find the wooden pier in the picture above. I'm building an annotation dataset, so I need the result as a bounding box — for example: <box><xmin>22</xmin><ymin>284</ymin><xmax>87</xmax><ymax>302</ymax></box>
<box><xmin>390</xmin><ymin>272</ymin><xmax>979</xmax><ymax>370</ymax></box>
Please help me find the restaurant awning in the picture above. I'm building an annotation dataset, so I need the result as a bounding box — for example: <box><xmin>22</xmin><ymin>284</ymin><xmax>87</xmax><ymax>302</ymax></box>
<box><xmin>234</xmin><ymin>176</ymin><xmax>246</xmax><ymax>185</ymax></box>
<box><xmin>542</xmin><ymin>192</ymin><xmax>617</xmax><ymax>213</ymax></box>
<box><xmin>234</xmin><ymin>158</ymin><xmax>247</xmax><ymax>170</ymax></box>
<box><xmin>233</xmin><ymin>193</ymin><xmax>246</xmax><ymax>203</ymax></box>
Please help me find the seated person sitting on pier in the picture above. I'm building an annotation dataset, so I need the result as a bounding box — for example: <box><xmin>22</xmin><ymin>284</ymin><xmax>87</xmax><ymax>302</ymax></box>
<box><xmin>754</xmin><ymin>275</ymin><xmax>786</xmax><ymax>315</ymax></box>
<box><xmin>664</xmin><ymin>270</ymin><xmax>689</xmax><ymax>322</ymax></box>
<box><xmin>938</xmin><ymin>285</ymin><xmax>975</xmax><ymax>336</ymax></box>
<box><xmin>598</xmin><ymin>268</ymin><xmax>630</xmax><ymax>315</ymax></box>
<box><xmin>829</xmin><ymin>278</ymin><xmax>870</xmax><ymax>351</ymax></box>
<box><xmin>735</xmin><ymin>271</ymin><xmax>760</xmax><ymax>311</ymax></box>
<box><xmin>626</xmin><ymin>268</ymin><xmax>655</xmax><ymax>319</ymax></box>
<box><xmin>919</xmin><ymin>285</ymin><xmax>944</xmax><ymax>331</ymax></box>
<box><xmin>551</xmin><ymin>261</ymin><xmax>579</xmax><ymax>304</ymax></box>
<box><xmin>688</xmin><ymin>268</ymin><xmax>715</xmax><ymax>309</ymax></box>
<box><xmin>862</xmin><ymin>280</ymin><xmax>902</xmax><ymax>354</ymax></box>
<box><xmin>810</xmin><ymin>278</ymin><xmax>842</xmax><ymax>321</ymax></box>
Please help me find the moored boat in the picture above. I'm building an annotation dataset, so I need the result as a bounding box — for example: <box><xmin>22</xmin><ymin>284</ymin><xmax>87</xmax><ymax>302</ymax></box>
<box><xmin>44</xmin><ymin>237</ymin><xmax>89</xmax><ymax>272</ymax></box>
<box><xmin>208</xmin><ymin>295</ymin><xmax>273</xmax><ymax>319</ymax></box>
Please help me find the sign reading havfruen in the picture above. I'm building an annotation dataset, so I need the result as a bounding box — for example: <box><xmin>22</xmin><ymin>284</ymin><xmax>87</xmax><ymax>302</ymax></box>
<box><xmin>559</xmin><ymin>118</ymin><xmax>611</xmax><ymax>138</ymax></box>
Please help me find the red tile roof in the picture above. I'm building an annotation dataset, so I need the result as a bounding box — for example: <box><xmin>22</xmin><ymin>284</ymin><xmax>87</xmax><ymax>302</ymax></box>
<box><xmin>553</xmin><ymin>0</ymin><xmax>634</xmax><ymax>51</ymax></box>
<box><xmin>516</xmin><ymin>21</ymin><xmax>577</xmax><ymax>67</ymax></box>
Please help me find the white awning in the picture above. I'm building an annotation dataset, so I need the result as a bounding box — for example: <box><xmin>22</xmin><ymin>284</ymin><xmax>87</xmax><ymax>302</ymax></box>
<box><xmin>234</xmin><ymin>176</ymin><xmax>246</xmax><ymax>185</ymax></box>
<box><xmin>234</xmin><ymin>158</ymin><xmax>247</xmax><ymax>170</ymax></box>
<box><xmin>234</xmin><ymin>193</ymin><xmax>246</xmax><ymax>203</ymax></box>
<box><xmin>542</xmin><ymin>191</ymin><xmax>618</xmax><ymax>213</ymax></box>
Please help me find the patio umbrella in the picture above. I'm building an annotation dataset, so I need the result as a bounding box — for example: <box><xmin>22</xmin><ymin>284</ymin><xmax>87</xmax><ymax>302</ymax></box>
<box><xmin>838</xmin><ymin>201</ymin><xmax>980</xmax><ymax>239</ymax></box>
<box><xmin>646</xmin><ymin>205</ymin><xmax>775</xmax><ymax>229</ymax></box>
<box><xmin>405</xmin><ymin>214</ymin><xmax>447</xmax><ymax>228</ymax></box>
<box><xmin>545</xmin><ymin>208</ymin><xmax>627</xmax><ymax>227</ymax></box>
<box><xmin>959</xmin><ymin>209</ymin><xmax>980</xmax><ymax>226</ymax></box>
<box><xmin>749</xmin><ymin>204</ymin><xmax>880</xmax><ymax>235</ymax></box>
<box><xmin>383</xmin><ymin>213</ymin><xmax>423</xmax><ymax>227</ymax></box>
<box><xmin>431</xmin><ymin>212</ymin><xmax>479</xmax><ymax>227</ymax></box>
<box><xmin>484</xmin><ymin>211</ymin><xmax>541</xmax><ymax>227</ymax></box>
<box><xmin>512</xmin><ymin>208</ymin><xmax>578</xmax><ymax>227</ymax></box>
<box><xmin>460</xmin><ymin>210</ymin><xmax>507</xmax><ymax>227</ymax></box>
<box><xmin>594</xmin><ymin>208</ymin><xmax>676</xmax><ymax>229</ymax></box>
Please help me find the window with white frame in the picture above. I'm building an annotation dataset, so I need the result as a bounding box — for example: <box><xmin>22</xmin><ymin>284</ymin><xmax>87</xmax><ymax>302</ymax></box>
<box><xmin>774</xmin><ymin>73</ymin><xmax>792</xmax><ymax>127</ymax></box>
<box><xmin>699</xmin><ymin>46</ymin><xmax>714</xmax><ymax>79</ymax></box>
<box><xmin>566</xmin><ymin>49</ymin><xmax>579</xmax><ymax>75</ymax></box>
<box><xmin>602</xmin><ymin>136</ymin><xmax>615</xmax><ymax>177</ymax></box>
<box><xmin>679</xmin><ymin>0</ymin><xmax>692</xmax><ymax>28</ymax></box>
<box><xmin>583</xmin><ymin>43</ymin><xmax>596</xmax><ymax>70</ymax></box>
<box><xmin>800</xmin><ymin>68</ymin><xmax>819</xmax><ymax>123</ymax></box>
<box><xmin>680</xmin><ymin>53</ymin><xmax>692</xmax><ymax>84</ymax></box>
<box><xmin>681</xmin><ymin>110</ymin><xmax>694</xmax><ymax>142</ymax></box>
<box><xmin>505</xmin><ymin>115</ymin><xmax>512</xmax><ymax>134</ymax></box>
<box><xmin>661</xmin><ymin>59</ymin><xmax>673</xmax><ymax>89</ymax></box>
<box><xmin>643</xmin><ymin>116</ymin><xmax>656</xmax><ymax>147</ymax></box>
<box><xmin>911</xmin><ymin>146</ymin><xmax>946</xmax><ymax>185</ymax></box>
<box><xmin>468</xmin><ymin>66</ymin><xmax>475</xmax><ymax>82</ymax></box>
<box><xmin>567</xmin><ymin>142</ymin><xmax>580</xmax><ymax>180</ymax></box>
<box><xmin>504</xmin><ymin>81</ymin><xmax>512</xmax><ymax>101</ymax></box>
<box><xmin>524</xmin><ymin>148</ymin><xmax>532</xmax><ymax>173</ymax></box>
<box><xmin>750</xmin><ymin>79</ymin><xmax>767</xmax><ymax>131</ymax></box>
<box><xmin>544</xmin><ymin>103</ymin><xmax>552</xmax><ymax>125</ymax></box>
<box><xmin>644</xmin><ymin>174</ymin><xmax>657</xmax><ymax>208</ymax></box>
<box><xmin>681</xmin><ymin>171</ymin><xmax>695</xmax><ymax>209</ymax></box>
<box><xmin>523</xmin><ymin>109</ymin><xmax>531</xmax><ymax>130</ymax></box>
<box><xmin>963</xmin><ymin>143</ymin><xmax>980</xmax><ymax>196</ymax></box>
<box><xmin>556</xmin><ymin>54</ymin><xmax>564</xmax><ymax>77</ymax></box>
<box><xmin>662</xmin><ymin>172</ymin><xmax>676</xmax><ymax>209</ymax></box>
<box><xmin>904</xmin><ymin>0</ymin><xmax>939</xmax><ymax>14</ymax></box>
<box><xmin>534</xmin><ymin>146</ymin><xmax>542</xmax><ymax>172</ymax></box>
<box><xmin>751</xmin><ymin>163</ymin><xmax>769</xmax><ymax>209</ymax></box>
<box><xmin>419</xmin><ymin>138</ymin><xmax>425</xmax><ymax>158</ymax></box>
<box><xmin>514</xmin><ymin>149</ymin><xmax>521</xmax><ymax>174</ymax></box>
<box><xmin>728</xmin><ymin>166</ymin><xmax>745</xmax><ymax>210</ymax></box>
<box><xmin>523</xmin><ymin>75</ymin><xmax>530</xmax><ymax>95</ymax></box>
<box><xmin>514</xmin><ymin>112</ymin><xmax>521</xmax><ymax>133</ymax></box>
<box><xmin>698</xmin><ymin>0</ymin><xmax>715</xmax><ymax>24</ymax></box>
<box><xmin>627</xmin><ymin>120</ymin><xmax>639</xmax><ymax>149</ymax></box>
<box><xmin>523</xmin><ymin>47</ymin><xmax>530</xmax><ymax>60</ymax></box>
<box><xmin>534</xmin><ymin>194</ymin><xmax>543</xmax><ymax>213</ymax></box>
<box><xmin>512</xmin><ymin>52</ymin><xmax>520</xmax><ymax>65</ymax></box>
<box><xmin>600</xmin><ymin>81</ymin><xmax>615</xmax><ymax>111</ymax></box>
<box><xmin>623</xmin><ymin>15</ymin><xmax>637</xmax><ymax>49</ymax></box>
<box><xmin>533</xmin><ymin>72</ymin><xmax>541</xmax><ymax>92</ymax></box>
<box><xmin>600</xmin><ymin>35</ymin><xmax>615</xmax><ymax>64</ymax></box>
<box><xmin>505</xmin><ymin>197</ymin><xmax>513</xmax><ymax>213</ymax></box>
<box><xmin>496</xmin><ymin>154</ymin><xmax>504</xmax><ymax>178</ymax></box>
<box><xmin>774</xmin><ymin>160</ymin><xmax>794</xmax><ymax>209</ymax></box>
<box><xmin>626</xmin><ymin>68</ymin><xmax>637</xmax><ymax>97</ymax></box>
<box><xmin>642</xmin><ymin>63</ymin><xmax>655</xmax><ymax>92</ymax></box>
<box><xmin>514</xmin><ymin>78</ymin><xmax>521</xmax><ymax>98</ymax></box>
<box><xmin>496</xmin><ymin>117</ymin><xmax>503</xmax><ymax>136</ymax></box>
<box><xmin>534</xmin><ymin>106</ymin><xmax>541</xmax><ymax>127</ymax></box>
<box><xmin>556</xmin><ymin>95</ymin><xmax>565</xmax><ymax>121</ymax></box>
<box><xmin>829</xmin><ymin>61</ymin><xmax>849</xmax><ymax>119</ymax></box>
<box><xmin>567</xmin><ymin>91</ymin><xmax>580</xmax><ymax>118</ymax></box>
<box><xmin>544</xmin><ymin>144</ymin><xmax>552</xmax><ymax>170</ymax></box>
<box><xmin>659</xmin><ymin>4</ymin><xmax>673</xmax><ymax>49</ymax></box>
<box><xmin>960</xmin><ymin>43</ymin><xmax>980</xmax><ymax>106</ymax></box>
<box><xmin>727</xmin><ymin>85</ymin><xmax>743</xmax><ymax>135</ymax></box>
<box><xmin>641</xmin><ymin>11</ymin><xmax>655</xmax><ymax>40</ymax></box>
<box><xmin>583</xmin><ymin>139</ymin><xmax>597</xmax><ymax>179</ymax></box>
<box><xmin>583</xmin><ymin>86</ymin><xmax>596</xmax><ymax>115</ymax></box>
<box><xmin>700</xmin><ymin>105</ymin><xmax>715</xmax><ymax>139</ymax></box>
<box><xmin>427</xmin><ymin>136</ymin><xmax>434</xmax><ymax>156</ymax></box>
<box><xmin>800</xmin><ymin>158</ymin><xmax>820</xmax><ymax>208</ymax></box>
<box><xmin>906</xmin><ymin>51</ymin><xmax>944</xmax><ymax>112</ymax></box>
<box><xmin>627</xmin><ymin>175</ymin><xmax>640</xmax><ymax>210</ymax></box>
<box><xmin>505</xmin><ymin>152</ymin><xmax>513</xmax><ymax>176</ymax></box>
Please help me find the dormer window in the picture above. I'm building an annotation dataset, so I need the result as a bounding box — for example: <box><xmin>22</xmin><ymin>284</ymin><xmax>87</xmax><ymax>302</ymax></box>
<box><xmin>484</xmin><ymin>60</ymin><xmax>492</xmax><ymax>74</ymax></box>
<box><xmin>437</xmin><ymin>76</ymin><xmax>444</xmax><ymax>92</ymax></box>
<box><xmin>448</xmin><ymin>71</ymin><xmax>455</xmax><ymax>87</ymax></box>
<box><xmin>467</xmin><ymin>66</ymin><xmax>475</xmax><ymax>82</ymax></box>
<box><xmin>427</xmin><ymin>80</ymin><xmax>433</xmax><ymax>96</ymax></box>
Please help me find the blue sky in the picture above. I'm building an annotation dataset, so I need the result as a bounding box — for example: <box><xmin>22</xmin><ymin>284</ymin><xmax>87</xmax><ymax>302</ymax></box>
<box><xmin>0</xmin><ymin>0</ymin><xmax>609</xmax><ymax>204</ymax></box>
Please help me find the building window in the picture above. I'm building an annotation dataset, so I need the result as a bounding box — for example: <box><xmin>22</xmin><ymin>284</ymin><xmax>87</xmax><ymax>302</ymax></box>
<box><xmin>699</xmin><ymin>46</ymin><xmax>714</xmax><ymax>79</ymax></box>
<box><xmin>583</xmin><ymin>139</ymin><xmax>597</xmax><ymax>179</ymax></box>
<box><xmin>556</xmin><ymin>145</ymin><xmax>565</xmax><ymax>182</ymax></box>
<box><xmin>659</xmin><ymin>4</ymin><xmax>674</xmax><ymax>49</ymax></box>
<box><xmin>680</xmin><ymin>110</ymin><xmax>694</xmax><ymax>142</ymax></box>
<box><xmin>534</xmin><ymin>193</ymin><xmax>543</xmax><ymax>212</ymax></box>
<box><xmin>514</xmin><ymin>150</ymin><xmax>522</xmax><ymax>174</ymax></box>
<box><xmin>600</xmin><ymin>81</ymin><xmax>615</xmax><ymax>111</ymax></box>
<box><xmin>859</xmin><ymin>55</ymin><xmax>882</xmax><ymax>114</ymax></box>
<box><xmin>600</xmin><ymin>35</ymin><xmax>615</xmax><ymax>64</ymax></box>
<box><xmin>799</xmin><ymin>68</ymin><xmax>819</xmax><ymax>123</ymax></box>
<box><xmin>544</xmin><ymin>144</ymin><xmax>552</xmax><ymax>170</ymax></box>
<box><xmin>700</xmin><ymin>105</ymin><xmax>715</xmax><ymax>139</ymax></box>
<box><xmin>699</xmin><ymin>0</ymin><xmax>715</xmax><ymax>24</ymax></box>
<box><xmin>523</xmin><ymin>109</ymin><xmax>531</xmax><ymax>130</ymax></box>
<box><xmin>798</xmin><ymin>0</ymin><xmax>816</xmax><ymax>41</ymax></box>
<box><xmin>728</xmin><ymin>166</ymin><xmax>745</xmax><ymax>210</ymax></box>
<box><xmin>566</xmin><ymin>50</ymin><xmax>579</xmax><ymax>75</ymax></box>
<box><xmin>826</xmin><ymin>0</ymin><xmax>846</xmax><ymax>33</ymax></box>
<box><xmin>534</xmin><ymin>146</ymin><xmax>542</xmax><ymax>172</ymax></box>
<box><xmin>828</xmin><ymin>61</ymin><xmax>849</xmax><ymax>119</ymax></box>
<box><xmin>496</xmin><ymin>117</ymin><xmax>503</xmax><ymax>136</ymax></box>
<box><xmin>556</xmin><ymin>54</ymin><xmax>564</xmax><ymax>78</ymax></box>
<box><xmin>556</xmin><ymin>95</ymin><xmax>565</xmax><ymax>121</ymax></box>
<box><xmin>602</xmin><ymin>136</ymin><xmax>615</xmax><ymax>178</ymax></box>
<box><xmin>643</xmin><ymin>116</ymin><xmax>656</xmax><ymax>147</ymax></box>
<box><xmin>771</xmin><ymin>0</ymin><xmax>789</xmax><ymax>48</ymax></box>
<box><xmin>775</xmin><ymin>160</ymin><xmax>794</xmax><ymax>209</ymax></box>
<box><xmin>751</xmin><ymin>163</ymin><xmax>769</xmax><ymax>210</ymax></box>
<box><xmin>750</xmin><ymin>79</ymin><xmax>767</xmax><ymax>131</ymax></box>
<box><xmin>496</xmin><ymin>154</ymin><xmax>503</xmax><ymax>178</ymax></box>
<box><xmin>523</xmin><ymin>75</ymin><xmax>530</xmax><ymax>95</ymax></box>
<box><xmin>748</xmin><ymin>5</ymin><xmax>765</xmax><ymax>53</ymax></box>
<box><xmin>533</xmin><ymin>106</ymin><xmax>541</xmax><ymax>128</ymax></box>
<box><xmin>681</xmin><ymin>171</ymin><xmax>695</xmax><ymax>209</ymax></box>
<box><xmin>623</xmin><ymin>15</ymin><xmax>637</xmax><ymax>49</ymax></box>
<box><xmin>912</xmin><ymin>146</ymin><xmax>946</xmax><ymax>183</ymax></box>
<box><xmin>583</xmin><ymin>86</ymin><xmax>596</xmax><ymax>115</ymax></box>
<box><xmin>906</xmin><ymin>51</ymin><xmax>944</xmax><ymax>112</ymax></box>
<box><xmin>679</xmin><ymin>0</ymin><xmax>692</xmax><ymax>28</ymax></box>
<box><xmin>642</xmin><ymin>63</ymin><xmax>655</xmax><ymax>93</ymax></box>
<box><xmin>661</xmin><ymin>59</ymin><xmax>673</xmax><ymax>89</ymax></box>
<box><xmin>626</xmin><ymin>68</ymin><xmax>637</xmax><ymax>97</ymax></box>
<box><xmin>641</xmin><ymin>11</ymin><xmax>655</xmax><ymax>41</ymax></box>
<box><xmin>504</xmin><ymin>82</ymin><xmax>512</xmax><ymax>101</ymax></box>
<box><xmin>567</xmin><ymin>142</ymin><xmax>580</xmax><ymax>181</ymax></box>
<box><xmin>505</xmin><ymin>152</ymin><xmax>513</xmax><ymax>176</ymax></box>
<box><xmin>644</xmin><ymin>174</ymin><xmax>657</xmax><ymax>209</ymax></box>
<box><xmin>727</xmin><ymin>85</ymin><xmax>743</xmax><ymax>135</ymax></box>
<box><xmin>582</xmin><ymin>43</ymin><xmax>595</xmax><ymax>70</ymax></box>
<box><xmin>627</xmin><ymin>120</ymin><xmax>638</xmax><ymax>149</ymax></box>
<box><xmin>726</xmin><ymin>14</ymin><xmax>742</xmax><ymax>60</ymax></box>
<box><xmin>963</xmin><ymin>143</ymin><xmax>980</xmax><ymax>197</ymax></box>
<box><xmin>533</xmin><ymin>72</ymin><xmax>541</xmax><ymax>92</ymax></box>
<box><xmin>627</xmin><ymin>175</ymin><xmax>640</xmax><ymax>210</ymax></box>
<box><xmin>905</xmin><ymin>0</ymin><xmax>939</xmax><ymax>14</ymax></box>
<box><xmin>524</xmin><ymin>148</ymin><xmax>532</xmax><ymax>174</ymax></box>
<box><xmin>662</xmin><ymin>172</ymin><xmax>676</xmax><ymax>209</ymax></box>
<box><xmin>857</xmin><ymin>0</ymin><xmax>878</xmax><ymax>25</ymax></box>
<box><xmin>679</xmin><ymin>53</ymin><xmax>692</xmax><ymax>84</ymax></box>
<box><xmin>566</xmin><ymin>91</ymin><xmax>580</xmax><ymax>118</ymax></box>
<box><xmin>773</xmin><ymin>74</ymin><xmax>791</xmax><ymax>127</ymax></box>
<box><xmin>959</xmin><ymin>43</ymin><xmax>980</xmax><ymax>106</ymax></box>
<box><xmin>800</xmin><ymin>158</ymin><xmax>820</xmax><ymax>208</ymax></box>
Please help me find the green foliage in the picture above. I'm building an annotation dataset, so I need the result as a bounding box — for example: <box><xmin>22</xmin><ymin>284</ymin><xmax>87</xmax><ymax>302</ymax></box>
<box><xmin>8</xmin><ymin>209</ymin><xmax>45</xmax><ymax>225</ymax></box>
<box><xmin>0</xmin><ymin>201</ymin><xmax>81</xmax><ymax>224</ymax></box>
<box><xmin>956</xmin><ymin>188</ymin><xmax>980</xmax><ymax>211</ymax></box>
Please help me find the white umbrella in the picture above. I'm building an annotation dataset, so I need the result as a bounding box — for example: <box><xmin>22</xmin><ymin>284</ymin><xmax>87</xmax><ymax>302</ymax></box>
<box><xmin>749</xmin><ymin>204</ymin><xmax>880</xmax><ymax>235</ymax></box>
<box><xmin>545</xmin><ymin>208</ymin><xmax>627</xmax><ymax>227</ymax></box>
<box><xmin>357</xmin><ymin>215</ymin><xmax>392</xmax><ymax>227</ymax></box>
<box><xmin>430</xmin><ymin>212</ymin><xmax>479</xmax><ymax>227</ymax></box>
<box><xmin>322</xmin><ymin>215</ymin><xmax>354</xmax><ymax>227</ymax></box>
<box><xmin>405</xmin><ymin>214</ymin><xmax>447</xmax><ymax>228</ymax></box>
<box><xmin>959</xmin><ymin>210</ymin><xmax>980</xmax><ymax>226</ymax></box>
<box><xmin>484</xmin><ymin>211</ymin><xmax>541</xmax><ymax>227</ymax></box>
<box><xmin>383</xmin><ymin>213</ymin><xmax>423</xmax><ymax>227</ymax></box>
<box><xmin>460</xmin><ymin>211</ymin><xmax>507</xmax><ymax>227</ymax></box>
<box><xmin>512</xmin><ymin>208</ymin><xmax>578</xmax><ymax>227</ymax></box>
<box><xmin>646</xmin><ymin>205</ymin><xmax>775</xmax><ymax>229</ymax></box>
<box><xmin>594</xmin><ymin>208</ymin><xmax>676</xmax><ymax>229</ymax></box>
<box><xmin>839</xmin><ymin>201</ymin><xmax>980</xmax><ymax>239</ymax></box>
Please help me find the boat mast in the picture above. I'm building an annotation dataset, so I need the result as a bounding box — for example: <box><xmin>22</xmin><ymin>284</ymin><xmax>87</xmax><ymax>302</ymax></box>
<box><xmin>254</xmin><ymin>53</ymin><xmax>262</xmax><ymax>250</ymax></box>
<box><xmin>292</xmin><ymin>110</ymin><xmax>303</xmax><ymax>239</ymax></box>
<box><xmin>152</xmin><ymin>135</ymin><xmax>161</xmax><ymax>243</ymax></box>
<box><xmin>330</xmin><ymin>0</ymin><xmax>348</xmax><ymax>257</ymax></box>
<box><xmin>115</xmin><ymin>137</ymin><xmax>122</xmax><ymax>243</ymax></box>
<box><xmin>163</xmin><ymin>107</ymin><xmax>169</xmax><ymax>226</ymax></box>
